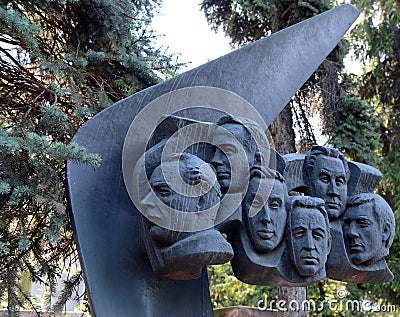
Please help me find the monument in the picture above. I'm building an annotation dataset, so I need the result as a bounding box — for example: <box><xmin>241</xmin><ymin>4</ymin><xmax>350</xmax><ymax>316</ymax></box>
<box><xmin>65</xmin><ymin>5</ymin><xmax>396</xmax><ymax>317</ymax></box>
<box><xmin>283</xmin><ymin>145</ymin><xmax>395</xmax><ymax>282</ymax></box>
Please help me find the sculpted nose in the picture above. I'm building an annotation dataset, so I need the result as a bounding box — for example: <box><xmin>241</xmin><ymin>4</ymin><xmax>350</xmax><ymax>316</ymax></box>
<box><xmin>210</xmin><ymin>149</ymin><xmax>224</xmax><ymax>166</ymax></box>
<box><xmin>347</xmin><ymin>222</ymin><xmax>359</xmax><ymax>238</ymax></box>
<box><xmin>327</xmin><ymin>180</ymin><xmax>339</xmax><ymax>196</ymax></box>
<box><xmin>303</xmin><ymin>231</ymin><xmax>315</xmax><ymax>251</ymax></box>
<box><xmin>141</xmin><ymin>192</ymin><xmax>155</xmax><ymax>208</ymax></box>
<box><xmin>260</xmin><ymin>208</ymin><xmax>272</xmax><ymax>225</ymax></box>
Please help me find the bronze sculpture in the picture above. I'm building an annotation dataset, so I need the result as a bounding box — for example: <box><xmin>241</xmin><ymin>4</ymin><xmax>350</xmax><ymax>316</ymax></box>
<box><xmin>137</xmin><ymin>151</ymin><xmax>234</xmax><ymax>280</ymax></box>
<box><xmin>243</xmin><ymin>167</ymin><xmax>287</xmax><ymax>253</ymax></box>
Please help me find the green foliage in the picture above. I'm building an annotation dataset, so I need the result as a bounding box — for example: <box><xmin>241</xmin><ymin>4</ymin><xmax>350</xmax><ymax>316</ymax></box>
<box><xmin>325</xmin><ymin>94</ymin><xmax>381</xmax><ymax>164</ymax></box>
<box><xmin>208</xmin><ymin>263</ymin><xmax>277</xmax><ymax>309</ymax></box>
<box><xmin>0</xmin><ymin>0</ymin><xmax>180</xmax><ymax>313</ymax></box>
<box><xmin>0</xmin><ymin>181</ymin><xmax>11</xmax><ymax>195</ymax></box>
<box><xmin>201</xmin><ymin>0</ymin><xmax>332</xmax><ymax>45</ymax></box>
<box><xmin>209</xmin><ymin>264</ymin><xmax>400</xmax><ymax>316</ymax></box>
<box><xmin>348</xmin><ymin>0</ymin><xmax>400</xmax><ymax>304</ymax></box>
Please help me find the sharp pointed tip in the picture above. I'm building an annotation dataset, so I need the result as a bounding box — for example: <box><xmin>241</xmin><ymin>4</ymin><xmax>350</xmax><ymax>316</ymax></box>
<box><xmin>336</xmin><ymin>3</ymin><xmax>361</xmax><ymax>19</ymax></box>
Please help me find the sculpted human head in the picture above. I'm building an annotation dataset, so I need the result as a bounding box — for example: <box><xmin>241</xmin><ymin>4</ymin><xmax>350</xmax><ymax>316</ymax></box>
<box><xmin>287</xmin><ymin>196</ymin><xmax>331</xmax><ymax>277</ymax></box>
<box><xmin>140</xmin><ymin>153</ymin><xmax>221</xmax><ymax>245</ymax></box>
<box><xmin>303</xmin><ymin>145</ymin><xmax>350</xmax><ymax>219</ymax></box>
<box><xmin>210</xmin><ymin>115</ymin><xmax>268</xmax><ymax>194</ymax></box>
<box><xmin>243</xmin><ymin>167</ymin><xmax>288</xmax><ymax>253</ymax></box>
<box><xmin>343</xmin><ymin>193</ymin><xmax>395</xmax><ymax>266</ymax></box>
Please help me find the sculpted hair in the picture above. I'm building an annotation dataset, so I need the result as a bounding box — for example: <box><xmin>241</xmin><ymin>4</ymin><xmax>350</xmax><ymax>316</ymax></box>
<box><xmin>346</xmin><ymin>193</ymin><xmax>374</xmax><ymax>207</ymax></box>
<box><xmin>243</xmin><ymin>166</ymin><xmax>288</xmax><ymax>220</ymax></box>
<box><xmin>250</xmin><ymin>165</ymin><xmax>285</xmax><ymax>183</ymax></box>
<box><xmin>287</xmin><ymin>196</ymin><xmax>330</xmax><ymax>232</ymax></box>
<box><xmin>217</xmin><ymin>114</ymin><xmax>269</xmax><ymax>165</ymax></box>
<box><xmin>303</xmin><ymin>145</ymin><xmax>350</xmax><ymax>187</ymax></box>
<box><xmin>246</xmin><ymin>166</ymin><xmax>287</xmax><ymax>202</ymax></box>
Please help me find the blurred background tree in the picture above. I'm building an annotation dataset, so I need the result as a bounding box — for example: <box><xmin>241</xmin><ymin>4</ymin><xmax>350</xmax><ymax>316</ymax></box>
<box><xmin>200</xmin><ymin>0</ymin><xmax>380</xmax><ymax>159</ymax></box>
<box><xmin>0</xmin><ymin>0</ymin><xmax>179</xmax><ymax>314</ymax></box>
<box><xmin>349</xmin><ymin>0</ymin><xmax>400</xmax><ymax>307</ymax></box>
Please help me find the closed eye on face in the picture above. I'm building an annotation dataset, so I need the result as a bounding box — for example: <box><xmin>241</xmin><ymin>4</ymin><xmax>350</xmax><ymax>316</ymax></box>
<box><xmin>251</xmin><ymin>195</ymin><xmax>264</xmax><ymax>209</ymax></box>
<box><xmin>220</xmin><ymin>144</ymin><xmax>238</xmax><ymax>154</ymax></box>
<box><xmin>356</xmin><ymin>218</ymin><xmax>371</xmax><ymax>227</ymax></box>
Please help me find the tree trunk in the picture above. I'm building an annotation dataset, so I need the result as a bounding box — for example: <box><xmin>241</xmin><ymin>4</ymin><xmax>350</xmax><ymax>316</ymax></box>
<box><xmin>268</xmin><ymin>104</ymin><xmax>296</xmax><ymax>154</ymax></box>
<box><xmin>277</xmin><ymin>287</ymin><xmax>308</xmax><ymax>317</ymax></box>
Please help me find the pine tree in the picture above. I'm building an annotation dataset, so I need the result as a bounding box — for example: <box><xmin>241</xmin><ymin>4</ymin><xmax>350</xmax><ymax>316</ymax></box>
<box><xmin>349</xmin><ymin>0</ymin><xmax>400</xmax><ymax>305</ymax></box>
<box><xmin>0</xmin><ymin>0</ymin><xmax>180</xmax><ymax>314</ymax></box>
<box><xmin>200</xmin><ymin>0</ymin><xmax>381</xmax><ymax>159</ymax></box>
<box><xmin>201</xmin><ymin>0</ymin><xmax>334</xmax><ymax>153</ymax></box>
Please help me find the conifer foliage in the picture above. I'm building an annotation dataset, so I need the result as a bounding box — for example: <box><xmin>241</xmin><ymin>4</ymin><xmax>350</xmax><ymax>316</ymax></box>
<box><xmin>0</xmin><ymin>0</ymin><xmax>178</xmax><ymax>313</ymax></box>
<box><xmin>200</xmin><ymin>0</ymin><xmax>381</xmax><ymax>159</ymax></box>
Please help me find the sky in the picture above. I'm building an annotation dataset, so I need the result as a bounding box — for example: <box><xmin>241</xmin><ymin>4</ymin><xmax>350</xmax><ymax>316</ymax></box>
<box><xmin>150</xmin><ymin>0</ymin><xmax>329</xmax><ymax>144</ymax></box>
<box><xmin>151</xmin><ymin>0</ymin><xmax>232</xmax><ymax>72</ymax></box>
<box><xmin>152</xmin><ymin>1</ymin><xmax>362</xmax><ymax>75</ymax></box>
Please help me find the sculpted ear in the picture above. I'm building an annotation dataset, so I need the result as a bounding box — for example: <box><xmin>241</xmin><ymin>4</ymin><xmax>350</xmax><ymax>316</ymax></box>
<box><xmin>255</xmin><ymin>150</ymin><xmax>264</xmax><ymax>165</ymax></box>
<box><xmin>382</xmin><ymin>222</ymin><xmax>391</xmax><ymax>246</ymax></box>
<box><xmin>327</xmin><ymin>231</ymin><xmax>332</xmax><ymax>253</ymax></box>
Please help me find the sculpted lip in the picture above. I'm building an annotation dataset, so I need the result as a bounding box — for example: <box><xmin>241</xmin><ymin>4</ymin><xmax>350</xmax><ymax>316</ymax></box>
<box><xmin>146</xmin><ymin>212</ymin><xmax>163</xmax><ymax>223</ymax></box>
<box><xmin>257</xmin><ymin>229</ymin><xmax>274</xmax><ymax>239</ymax></box>
<box><xmin>350</xmin><ymin>243</ymin><xmax>364</xmax><ymax>253</ymax></box>
<box><xmin>326</xmin><ymin>201</ymin><xmax>340</xmax><ymax>209</ymax></box>
<box><xmin>217</xmin><ymin>172</ymin><xmax>230</xmax><ymax>179</ymax></box>
<box><xmin>301</xmin><ymin>256</ymin><xmax>319</xmax><ymax>264</ymax></box>
<box><xmin>215</xmin><ymin>167</ymin><xmax>230</xmax><ymax>176</ymax></box>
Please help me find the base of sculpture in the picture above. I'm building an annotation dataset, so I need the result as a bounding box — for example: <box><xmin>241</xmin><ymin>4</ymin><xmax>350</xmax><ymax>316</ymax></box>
<box><xmin>158</xmin><ymin>229</ymin><xmax>234</xmax><ymax>280</ymax></box>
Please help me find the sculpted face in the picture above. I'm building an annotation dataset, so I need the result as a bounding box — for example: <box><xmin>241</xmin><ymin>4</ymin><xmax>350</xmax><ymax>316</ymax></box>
<box><xmin>289</xmin><ymin>207</ymin><xmax>329</xmax><ymax>276</ymax></box>
<box><xmin>140</xmin><ymin>161</ymin><xmax>202</xmax><ymax>245</ymax></box>
<box><xmin>244</xmin><ymin>178</ymin><xmax>287</xmax><ymax>253</ymax></box>
<box><xmin>211</xmin><ymin>123</ymin><xmax>251</xmax><ymax>194</ymax></box>
<box><xmin>310</xmin><ymin>155</ymin><xmax>347</xmax><ymax>219</ymax></box>
<box><xmin>343</xmin><ymin>203</ymin><xmax>381</xmax><ymax>266</ymax></box>
<box><xmin>142</xmin><ymin>163</ymin><xmax>200</xmax><ymax>217</ymax></box>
